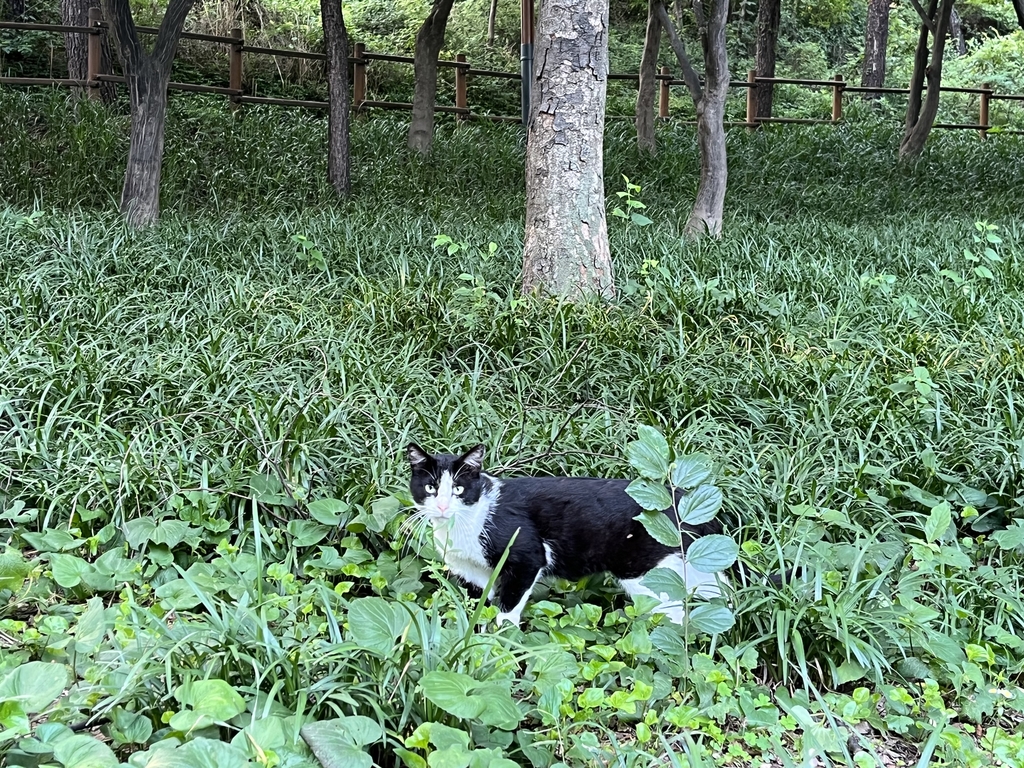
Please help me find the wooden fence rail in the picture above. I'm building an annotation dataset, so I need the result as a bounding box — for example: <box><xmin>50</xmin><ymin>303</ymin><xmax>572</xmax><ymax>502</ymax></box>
<box><xmin>0</xmin><ymin>10</ymin><xmax>1017</xmax><ymax>134</ymax></box>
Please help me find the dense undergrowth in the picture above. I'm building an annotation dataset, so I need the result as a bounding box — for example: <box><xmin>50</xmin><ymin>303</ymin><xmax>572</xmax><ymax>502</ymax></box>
<box><xmin>2</xmin><ymin>93</ymin><xmax>1024</xmax><ymax>766</ymax></box>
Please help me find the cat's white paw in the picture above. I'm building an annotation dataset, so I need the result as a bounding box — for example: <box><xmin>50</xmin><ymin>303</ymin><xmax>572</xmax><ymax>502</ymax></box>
<box><xmin>495</xmin><ymin>610</ymin><xmax>522</xmax><ymax>627</ymax></box>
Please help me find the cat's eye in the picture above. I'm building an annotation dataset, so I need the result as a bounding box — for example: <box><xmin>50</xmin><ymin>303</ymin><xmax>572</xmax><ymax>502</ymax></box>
<box><xmin>424</xmin><ymin>484</ymin><xmax>436</xmax><ymax>494</ymax></box>
<box><xmin>453</xmin><ymin>486</ymin><xmax>464</xmax><ymax>495</ymax></box>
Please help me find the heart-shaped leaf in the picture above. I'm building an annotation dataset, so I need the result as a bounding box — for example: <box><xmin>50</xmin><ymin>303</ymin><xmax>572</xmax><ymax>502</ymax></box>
<box><xmin>0</xmin><ymin>661</ymin><xmax>69</xmax><ymax>713</ymax></box>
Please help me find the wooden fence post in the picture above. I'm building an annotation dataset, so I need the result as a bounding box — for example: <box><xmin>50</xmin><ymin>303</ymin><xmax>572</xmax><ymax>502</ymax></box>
<box><xmin>746</xmin><ymin>68</ymin><xmax>756</xmax><ymax>129</ymax></box>
<box><xmin>87</xmin><ymin>6</ymin><xmax>102</xmax><ymax>99</ymax></box>
<box><xmin>229</xmin><ymin>27</ymin><xmax>243</xmax><ymax>111</ymax></box>
<box><xmin>455</xmin><ymin>53</ymin><xmax>468</xmax><ymax>121</ymax></box>
<box><xmin>352</xmin><ymin>42</ymin><xmax>366</xmax><ymax>110</ymax></box>
<box><xmin>658</xmin><ymin>65</ymin><xmax>669</xmax><ymax>118</ymax></box>
<box><xmin>831</xmin><ymin>73</ymin><xmax>844</xmax><ymax>123</ymax></box>
<box><xmin>979</xmin><ymin>84</ymin><xmax>990</xmax><ymax>140</ymax></box>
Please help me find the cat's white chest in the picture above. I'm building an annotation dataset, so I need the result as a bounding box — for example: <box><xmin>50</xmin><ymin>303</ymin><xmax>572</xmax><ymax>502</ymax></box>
<box><xmin>433</xmin><ymin>524</ymin><xmax>493</xmax><ymax>592</ymax></box>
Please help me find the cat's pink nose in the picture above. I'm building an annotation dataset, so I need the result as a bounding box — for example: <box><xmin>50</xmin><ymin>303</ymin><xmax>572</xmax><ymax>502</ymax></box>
<box><xmin>437</xmin><ymin>501</ymin><xmax>449</xmax><ymax>512</ymax></box>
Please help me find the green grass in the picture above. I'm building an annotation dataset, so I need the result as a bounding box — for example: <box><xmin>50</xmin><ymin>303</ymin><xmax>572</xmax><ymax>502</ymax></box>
<box><xmin>2</xmin><ymin>91</ymin><xmax>1024</xmax><ymax>767</ymax></box>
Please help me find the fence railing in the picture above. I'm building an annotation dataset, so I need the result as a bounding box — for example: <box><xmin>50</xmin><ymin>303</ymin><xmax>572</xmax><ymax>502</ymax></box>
<box><xmin>0</xmin><ymin>9</ymin><xmax>1019</xmax><ymax>134</ymax></box>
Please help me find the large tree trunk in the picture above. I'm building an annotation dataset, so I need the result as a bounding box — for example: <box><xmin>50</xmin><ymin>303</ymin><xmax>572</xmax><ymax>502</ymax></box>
<box><xmin>102</xmin><ymin>0</ymin><xmax>196</xmax><ymax>226</ymax></box>
<box><xmin>900</xmin><ymin>0</ymin><xmax>955</xmax><ymax>160</ymax></box>
<box><xmin>1012</xmin><ymin>0</ymin><xmax>1024</xmax><ymax>29</ymax></box>
<box><xmin>62</xmin><ymin>0</ymin><xmax>117</xmax><ymax>102</ymax></box>
<box><xmin>320</xmin><ymin>0</ymin><xmax>350</xmax><ymax>195</ymax></box>
<box><xmin>487</xmin><ymin>0</ymin><xmax>497</xmax><ymax>45</ymax></box>
<box><xmin>753</xmin><ymin>0</ymin><xmax>780</xmax><ymax>119</ymax></box>
<box><xmin>656</xmin><ymin>0</ymin><xmax>729</xmax><ymax>237</ymax></box>
<box><xmin>860</xmin><ymin>0</ymin><xmax>889</xmax><ymax>98</ymax></box>
<box><xmin>522</xmin><ymin>0</ymin><xmax>613</xmax><ymax>299</ymax></box>
<box><xmin>949</xmin><ymin>6</ymin><xmax>965</xmax><ymax>55</ymax></box>
<box><xmin>408</xmin><ymin>0</ymin><xmax>456</xmax><ymax>155</ymax></box>
<box><xmin>636</xmin><ymin>0</ymin><xmax>661</xmax><ymax>152</ymax></box>
<box><xmin>122</xmin><ymin>61</ymin><xmax>170</xmax><ymax>225</ymax></box>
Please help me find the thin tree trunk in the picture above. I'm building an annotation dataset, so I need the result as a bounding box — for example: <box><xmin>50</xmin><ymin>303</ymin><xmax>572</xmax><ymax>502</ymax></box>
<box><xmin>949</xmin><ymin>6</ymin><xmax>964</xmax><ymax>55</ymax></box>
<box><xmin>320</xmin><ymin>0</ymin><xmax>350</xmax><ymax>195</ymax></box>
<box><xmin>753</xmin><ymin>0</ymin><xmax>780</xmax><ymax>119</ymax></box>
<box><xmin>900</xmin><ymin>0</ymin><xmax>955</xmax><ymax>160</ymax></box>
<box><xmin>102</xmin><ymin>0</ymin><xmax>196</xmax><ymax>226</ymax></box>
<box><xmin>408</xmin><ymin>0</ymin><xmax>456</xmax><ymax>155</ymax></box>
<box><xmin>860</xmin><ymin>0</ymin><xmax>889</xmax><ymax>98</ymax></box>
<box><xmin>1012</xmin><ymin>0</ymin><xmax>1024</xmax><ymax>29</ymax></box>
<box><xmin>636</xmin><ymin>0</ymin><xmax>661</xmax><ymax>153</ymax></box>
<box><xmin>487</xmin><ymin>0</ymin><xmax>497</xmax><ymax>45</ymax></box>
<box><xmin>522</xmin><ymin>0</ymin><xmax>613</xmax><ymax>298</ymax></box>
<box><xmin>62</xmin><ymin>0</ymin><xmax>116</xmax><ymax>102</ymax></box>
<box><xmin>656</xmin><ymin>0</ymin><xmax>729</xmax><ymax>237</ymax></box>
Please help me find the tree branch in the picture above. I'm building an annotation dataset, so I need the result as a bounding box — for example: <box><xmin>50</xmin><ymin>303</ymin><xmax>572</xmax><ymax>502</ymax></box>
<box><xmin>100</xmin><ymin>0</ymin><xmax>142</xmax><ymax>73</ymax></box>
<box><xmin>654</xmin><ymin>0</ymin><xmax>703</xmax><ymax>105</ymax></box>
<box><xmin>153</xmin><ymin>0</ymin><xmax>198</xmax><ymax>71</ymax></box>
<box><xmin>908</xmin><ymin>0</ymin><xmax>936</xmax><ymax>33</ymax></box>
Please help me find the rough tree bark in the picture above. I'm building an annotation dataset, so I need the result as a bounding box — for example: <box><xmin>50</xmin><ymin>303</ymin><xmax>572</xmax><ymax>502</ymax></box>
<box><xmin>636</xmin><ymin>0</ymin><xmax>661</xmax><ymax>152</ymax></box>
<box><xmin>900</xmin><ymin>0</ymin><xmax>955</xmax><ymax>160</ymax></box>
<box><xmin>860</xmin><ymin>0</ymin><xmax>890</xmax><ymax>98</ymax></box>
<box><xmin>320</xmin><ymin>0</ymin><xmax>350</xmax><ymax>195</ymax></box>
<box><xmin>62</xmin><ymin>0</ymin><xmax>116</xmax><ymax>102</ymax></box>
<box><xmin>408</xmin><ymin>0</ymin><xmax>456</xmax><ymax>154</ymax></box>
<box><xmin>521</xmin><ymin>0</ymin><xmax>613</xmax><ymax>299</ymax></box>
<box><xmin>101</xmin><ymin>0</ymin><xmax>196</xmax><ymax>226</ymax></box>
<box><xmin>753</xmin><ymin>0</ymin><xmax>780</xmax><ymax>119</ymax></box>
<box><xmin>655</xmin><ymin>0</ymin><xmax>729</xmax><ymax>237</ymax></box>
<box><xmin>487</xmin><ymin>0</ymin><xmax>497</xmax><ymax>45</ymax></box>
<box><xmin>949</xmin><ymin>7</ymin><xmax>965</xmax><ymax>55</ymax></box>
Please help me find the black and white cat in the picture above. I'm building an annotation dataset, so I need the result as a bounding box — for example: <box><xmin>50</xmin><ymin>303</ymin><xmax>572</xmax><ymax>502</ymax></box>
<box><xmin>406</xmin><ymin>442</ymin><xmax>727</xmax><ymax>627</ymax></box>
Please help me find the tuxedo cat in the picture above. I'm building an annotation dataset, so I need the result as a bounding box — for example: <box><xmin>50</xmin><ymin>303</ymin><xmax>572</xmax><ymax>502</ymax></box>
<box><xmin>406</xmin><ymin>443</ymin><xmax>727</xmax><ymax>627</ymax></box>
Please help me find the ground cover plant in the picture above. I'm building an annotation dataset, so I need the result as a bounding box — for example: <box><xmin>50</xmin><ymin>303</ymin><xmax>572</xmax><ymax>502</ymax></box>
<box><xmin>2</xmin><ymin>92</ymin><xmax>1024</xmax><ymax>766</ymax></box>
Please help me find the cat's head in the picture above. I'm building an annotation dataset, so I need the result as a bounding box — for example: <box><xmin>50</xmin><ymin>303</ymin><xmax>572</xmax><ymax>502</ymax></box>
<box><xmin>406</xmin><ymin>443</ymin><xmax>486</xmax><ymax>521</ymax></box>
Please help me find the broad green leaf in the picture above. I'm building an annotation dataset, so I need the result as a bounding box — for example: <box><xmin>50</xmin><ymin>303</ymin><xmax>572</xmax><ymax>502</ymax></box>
<box><xmin>108</xmin><ymin>707</ymin><xmax>153</xmax><ymax>745</ymax></box>
<box><xmin>0</xmin><ymin>548</ymin><xmax>30</xmax><ymax>591</ymax></box>
<box><xmin>426</xmin><ymin>723</ymin><xmax>470</xmax><ymax>751</ymax></box>
<box><xmin>670</xmin><ymin>456</ymin><xmax>712</xmax><ymax>490</ymax></box>
<box><xmin>174</xmin><ymin>679</ymin><xmax>246</xmax><ymax>721</ymax></box>
<box><xmin>307</xmin><ymin>498</ymin><xmax>349</xmax><ymax>526</ymax></box>
<box><xmin>154</xmin><ymin>579</ymin><xmax>203</xmax><ymax>611</ymax></box>
<box><xmin>427</xmin><ymin>747</ymin><xmax>471</xmax><ymax>768</ymax></box>
<box><xmin>51</xmin><ymin>734</ymin><xmax>118</xmax><ymax>768</ymax></box>
<box><xmin>20</xmin><ymin>529</ymin><xmax>82</xmax><ymax>552</ymax></box>
<box><xmin>688</xmin><ymin>604</ymin><xmax>735</xmax><ymax>635</ymax></box>
<box><xmin>149</xmin><ymin>520</ymin><xmax>191</xmax><ymax>549</ymax></box>
<box><xmin>650</xmin><ymin>625</ymin><xmax>687</xmax><ymax>661</ymax></box>
<box><xmin>924</xmin><ymin>502</ymin><xmax>952</xmax><ymax>544</ymax></box>
<box><xmin>639</xmin><ymin>567</ymin><xmax>689</xmax><ymax>602</ymax></box>
<box><xmin>578</xmin><ymin>688</ymin><xmax>605</xmax><ymax>709</ymax></box>
<box><xmin>420</xmin><ymin>671</ymin><xmax>522</xmax><ymax>730</ymax></box>
<box><xmin>626</xmin><ymin>426</ymin><xmax>670</xmax><ymax>480</ymax></box>
<box><xmin>347</xmin><ymin>597</ymin><xmax>410</xmax><ymax>655</ymax></box>
<box><xmin>395</xmin><ymin>748</ymin><xmax>428</xmax><ymax>768</ymax></box>
<box><xmin>146</xmin><ymin>737</ymin><xmax>254</xmax><ymax>768</ymax></box>
<box><xmin>992</xmin><ymin>520</ymin><xmax>1024</xmax><ymax>552</ymax></box>
<box><xmin>0</xmin><ymin>661</ymin><xmax>69</xmax><ymax>712</ymax></box>
<box><xmin>301</xmin><ymin>717</ymin><xmax>382</xmax><ymax>768</ymax></box>
<box><xmin>633</xmin><ymin>510</ymin><xmax>681</xmax><ymax>547</ymax></box>
<box><xmin>301</xmin><ymin>716</ymin><xmax>382</xmax><ymax>748</ymax></box>
<box><xmin>625</xmin><ymin>479</ymin><xmax>673</xmax><ymax>511</ymax></box>
<box><xmin>124</xmin><ymin>517</ymin><xmax>157</xmax><ymax>549</ymax></box>
<box><xmin>0</xmin><ymin>700</ymin><xmax>28</xmax><ymax>735</ymax></box>
<box><xmin>249</xmin><ymin>473</ymin><xmax>293</xmax><ymax>507</ymax></box>
<box><xmin>73</xmin><ymin>596</ymin><xmax>108</xmax><ymax>654</ymax></box>
<box><xmin>287</xmin><ymin>520</ymin><xmax>330</xmax><ymax>548</ymax></box>
<box><xmin>49</xmin><ymin>554</ymin><xmax>93</xmax><ymax>588</ymax></box>
<box><xmin>676</xmin><ymin>485</ymin><xmax>723</xmax><ymax>526</ymax></box>
<box><xmin>685</xmin><ymin>535</ymin><xmax>738</xmax><ymax>574</ymax></box>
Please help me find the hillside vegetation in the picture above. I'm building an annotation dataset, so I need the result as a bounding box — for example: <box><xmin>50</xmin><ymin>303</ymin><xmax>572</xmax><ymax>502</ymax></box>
<box><xmin>2</xmin><ymin>92</ymin><xmax>1024</xmax><ymax>766</ymax></box>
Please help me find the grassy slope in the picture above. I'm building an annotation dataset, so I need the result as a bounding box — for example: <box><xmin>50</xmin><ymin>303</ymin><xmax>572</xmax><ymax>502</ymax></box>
<box><xmin>2</xmin><ymin>91</ymin><xmax>1024</xmax><ymax>766</ymax></box>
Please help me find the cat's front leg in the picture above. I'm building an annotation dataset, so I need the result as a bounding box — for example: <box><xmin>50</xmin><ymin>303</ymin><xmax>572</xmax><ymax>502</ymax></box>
<box><xmin>494</xmin><ymin>565</ymin><xmax>544</xmax><ymax>628</ymax></box>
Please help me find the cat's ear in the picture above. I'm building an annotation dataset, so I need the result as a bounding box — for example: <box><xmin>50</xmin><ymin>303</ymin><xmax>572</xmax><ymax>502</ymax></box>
<box><xmin>406</xmin><ymin>443</ymin><xmax>431</xmax><ymax>468</ymax></box>
<box><xmin>459</xmin><ymin>444</ymin><xmax>486</xmax><ymax>472</ymax></box>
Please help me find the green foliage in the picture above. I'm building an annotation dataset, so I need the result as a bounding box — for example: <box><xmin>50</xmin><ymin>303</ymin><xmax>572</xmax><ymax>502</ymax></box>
<box><xmin>2</xmin><ymin>99</ymin><xmax>1024</xmax><ymax>766</ymax></box>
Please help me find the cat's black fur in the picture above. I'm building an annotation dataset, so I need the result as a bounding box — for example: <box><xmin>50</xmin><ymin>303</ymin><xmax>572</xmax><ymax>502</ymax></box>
<box><xmin>406</xmin><ymin>442</ymin><xmax>725</xmax><ymax>624</ymax></box>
